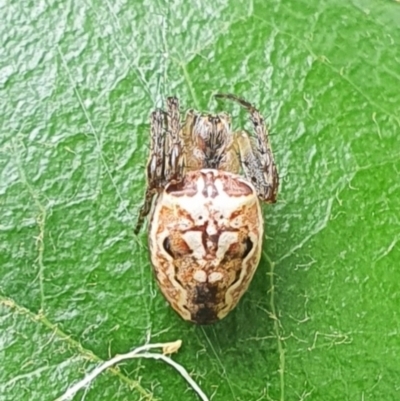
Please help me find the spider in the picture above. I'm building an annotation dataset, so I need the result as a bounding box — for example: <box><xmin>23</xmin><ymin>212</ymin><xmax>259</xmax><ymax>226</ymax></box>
<box><xmin>135</xmin><ymin>94</ymin><xmax>279</xmax><ymax>324</ymax></box>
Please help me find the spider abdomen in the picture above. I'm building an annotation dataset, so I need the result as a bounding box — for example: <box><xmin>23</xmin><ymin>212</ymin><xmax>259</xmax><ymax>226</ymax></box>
<box><xmin>148</xmin><ymin>169</ymin><xmax>263</xmax><ymax>324</ymax></box>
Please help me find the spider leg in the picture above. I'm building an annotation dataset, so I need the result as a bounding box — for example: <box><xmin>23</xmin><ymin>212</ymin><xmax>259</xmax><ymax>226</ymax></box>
<box><xmin>218</xmin><ymin>147</ymin><xmax>240</xmax><ymax>174</ymax></box>
<box><xmin>135</xmin><ymin>97</ymin><xmax>184</xmax><ymax>234</ymax></box>
<box><xmin>165</xmin><ymin>97</ymin><xmax>185</xmax><ymax>183</ymax></box>
<box><xmin>215</xmin><ymin>94</ymin><xmax>279</xmax><ymax>203</ymax></box>
<box><xmin>135</xmin><ymin>108</ymin><xmax>166</xmax><ymax>234</ymax></box>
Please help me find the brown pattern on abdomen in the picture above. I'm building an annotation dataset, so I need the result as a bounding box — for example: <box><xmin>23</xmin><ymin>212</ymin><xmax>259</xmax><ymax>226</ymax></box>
<box><xmin>149</xmin><ymin>169</ymin><xmax>264</xmax><ymax>324</ymax></box>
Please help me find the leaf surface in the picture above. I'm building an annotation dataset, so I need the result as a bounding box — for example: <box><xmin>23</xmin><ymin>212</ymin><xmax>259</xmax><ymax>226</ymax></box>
<box><xmin>1</xmin><ymin>0</ymin><xmax>400</xmax><ymax>400</ymax></box>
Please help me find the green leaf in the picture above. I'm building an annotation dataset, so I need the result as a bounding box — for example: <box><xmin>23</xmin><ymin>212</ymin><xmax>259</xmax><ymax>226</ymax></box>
<box><xmin>1</xmin><ymin>0</ymin><xmax>400</xmax><ymax>400</ymax></box>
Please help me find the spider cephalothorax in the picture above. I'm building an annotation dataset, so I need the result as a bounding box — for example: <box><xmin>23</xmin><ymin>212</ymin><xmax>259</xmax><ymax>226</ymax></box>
<box><xmin>135</xmin><ymin>94</ymin><xmax>278</xmax><ymax>324</ymax></box>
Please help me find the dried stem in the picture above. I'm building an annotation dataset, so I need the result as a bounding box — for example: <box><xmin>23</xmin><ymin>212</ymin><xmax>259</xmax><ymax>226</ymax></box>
<box><xmin>55</xmin><ymin>340</ymin><xmax>209</xmax><ymax>401</ymax></box>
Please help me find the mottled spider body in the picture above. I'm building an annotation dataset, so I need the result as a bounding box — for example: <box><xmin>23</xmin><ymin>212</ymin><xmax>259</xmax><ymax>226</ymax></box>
<box><xmin>136</xmin><ymin>95</ymin><xmax>278</xmax><ymax>324</ymax></box>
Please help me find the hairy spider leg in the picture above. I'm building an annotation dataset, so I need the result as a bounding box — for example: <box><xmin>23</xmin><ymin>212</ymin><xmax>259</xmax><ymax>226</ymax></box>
<box><xmin>215</xmin><ymin>93</ymin><xmax>279</xmax><ymax>203</ymax></box>
<box><xmin>135</xmin><ymin>109</ymin><xmax>166</xmax><ymax>233</ymax></box>
<box><xmin>135</xmin><ymin>97</ymin><xmax>186</xmax><ymax>234</ymax></box>
<box><xmin>165</xmin><ymin>97</ymin><xmax>185</xmax><ymax>183</ymax></box>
